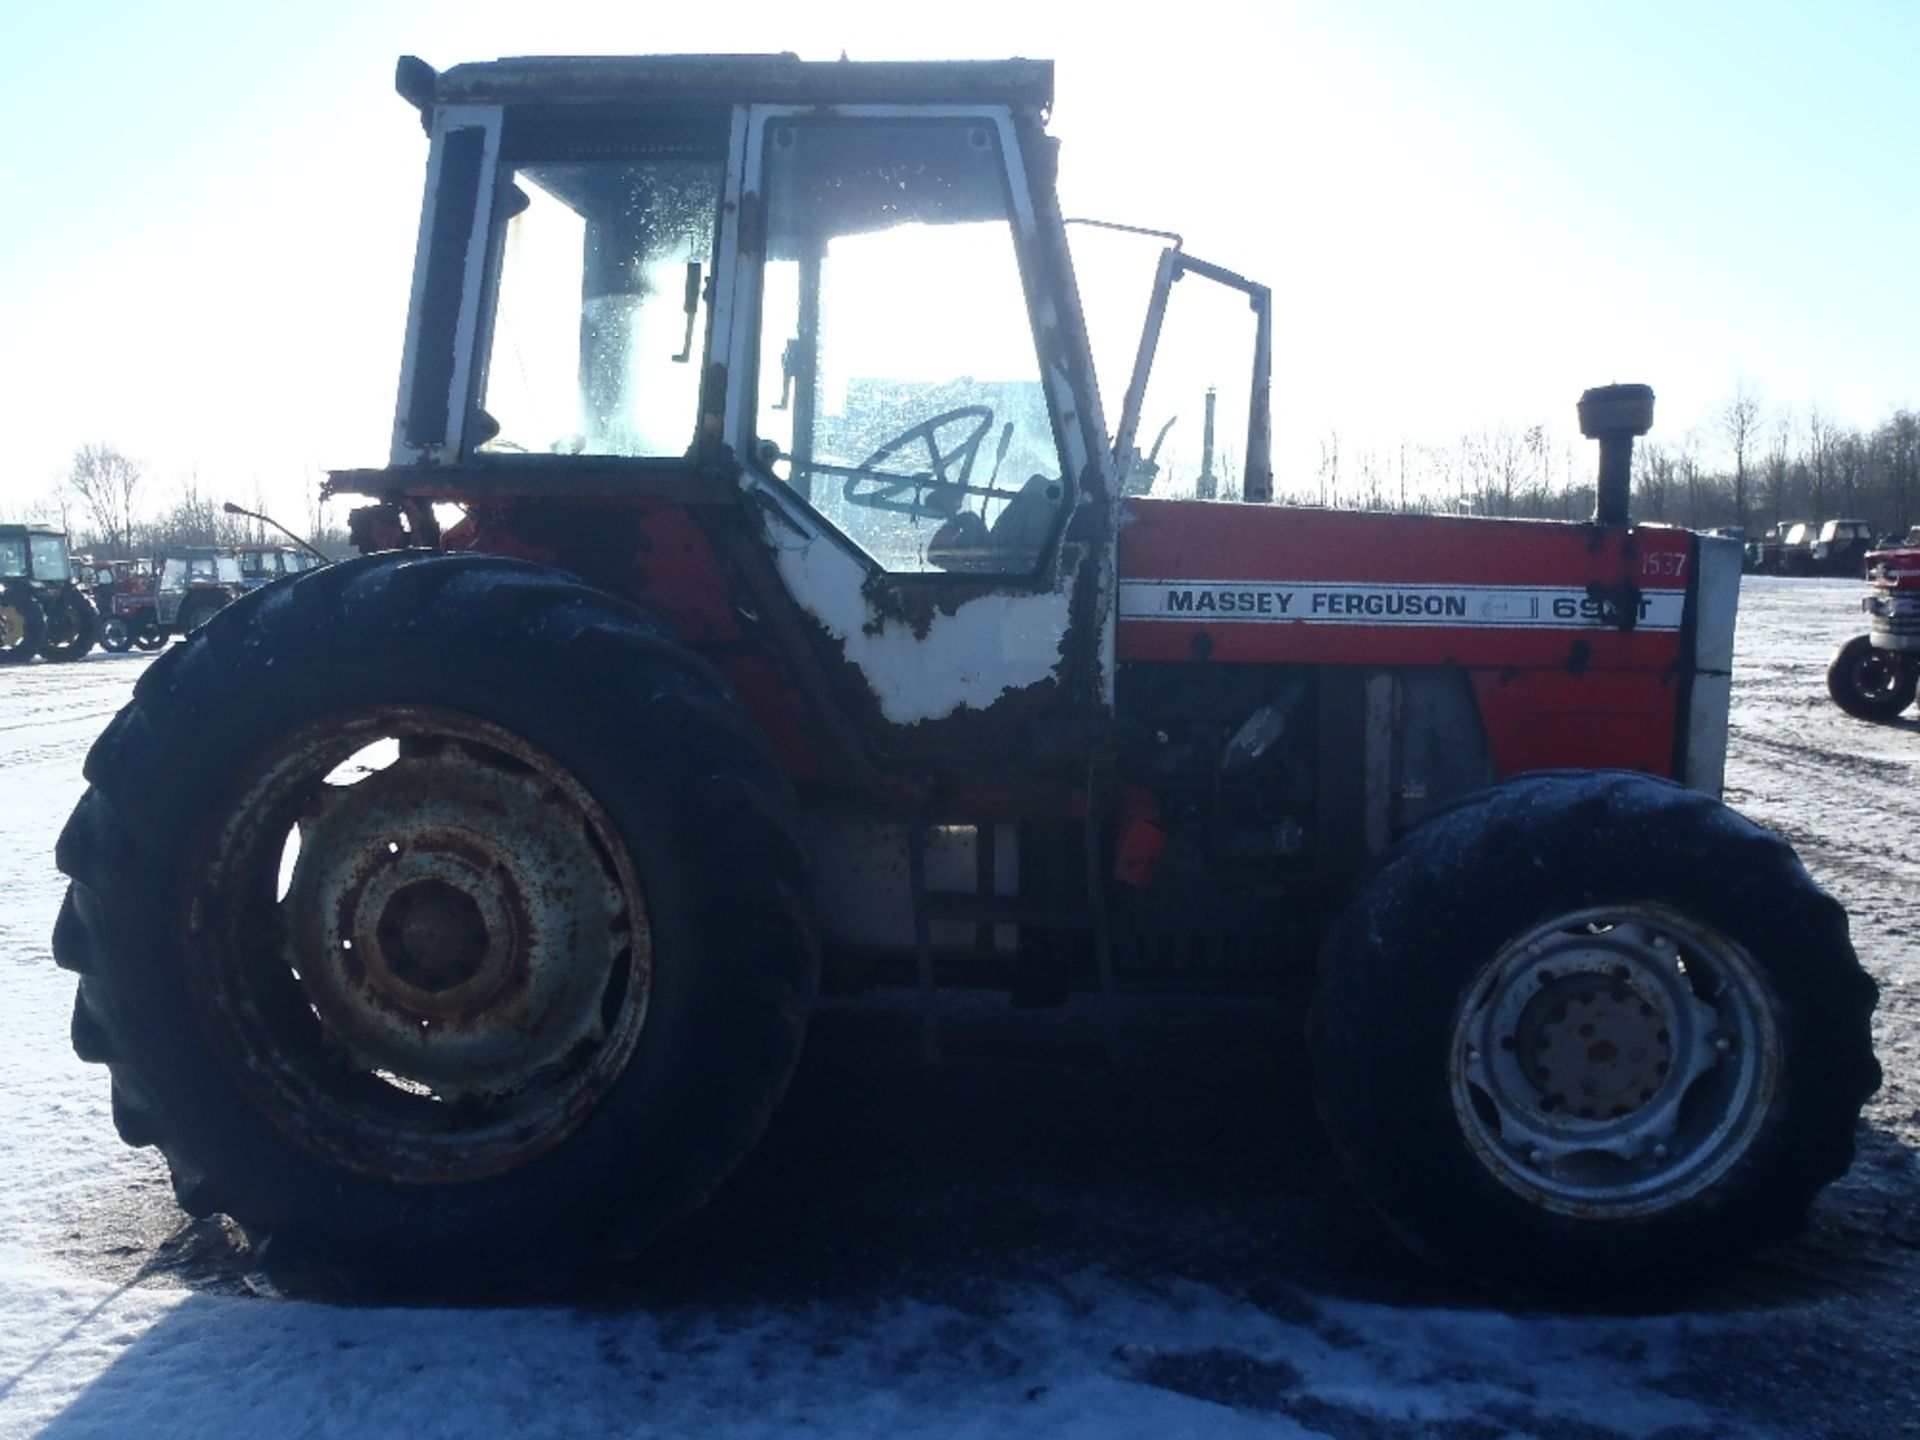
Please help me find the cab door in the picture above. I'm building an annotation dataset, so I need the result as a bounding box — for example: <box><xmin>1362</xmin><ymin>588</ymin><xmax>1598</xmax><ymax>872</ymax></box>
<box><xmin>723</xmin><ymin>105</ymin><xmax>1111</xmax><ymax>757</ymax></box>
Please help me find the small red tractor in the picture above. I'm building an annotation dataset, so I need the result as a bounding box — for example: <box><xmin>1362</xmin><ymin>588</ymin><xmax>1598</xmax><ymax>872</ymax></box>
<box><xmin>53</xmin><ymin>55</ymin><xmax>1878</xmax><ymax>1300</ymax></box>
<box><xmin>1827</xmin><ymin>535</ymin><xmax>1920</xmax><ymax>719</ymax></box>
<box><xmin>90</xmin><ymin>558</ymin><xmax>160</xmax><ymax>653</ymax></box>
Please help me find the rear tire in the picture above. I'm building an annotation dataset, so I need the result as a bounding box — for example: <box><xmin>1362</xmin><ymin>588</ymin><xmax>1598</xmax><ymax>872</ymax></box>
<box><xmin>1309</xmin><ymin>770</ymin><xmax>1879</xmax><ymax>1301</ymax></box>
<box><xmin>54</xmin><ymin>552</ymin><xmax>818</xmax><ymax>1284</ymax></box>
<box><xmin>0</xmin><ymin>582</ymin><xmax>44</xmax><ymax>665</ymax></box>
<box><xmin>133</xmin><ymin>622</ymin><xmax>167</xmax><ymax>651</ymax></box>
<box><xmin>1826</xmin><ymin>634</ymin><xmax>1917</xmax><ymax>720</ymax></box>
<box><xmin>175</xmin><ymin>592</ymin><xmax>225</xmax><ymax>635</ymax></box>
<box><xmin>39</xmin><ymin>586</ymin><xmax>100</xmax><ymax>661</ymax></box>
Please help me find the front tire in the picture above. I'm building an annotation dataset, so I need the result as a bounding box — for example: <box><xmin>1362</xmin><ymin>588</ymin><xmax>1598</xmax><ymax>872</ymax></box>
<box><xmin>99</xmin><ymin>617</ymin><xmax>133</xmax><ymax>653</ymax></box>
<box><xmin>55</xmin><ymin>553</ymin><xmax>817</xmax><ymax>1282</ymax></box>
<box><xmin>1826</xmin><ymin>634</ymin><xmax>1918</xmax><ymax>720</ymax></box>
<box><xmin>1309</xmin><ymin>770</ymin><xmax>1879</xmax><ymax>1301</ymax></box>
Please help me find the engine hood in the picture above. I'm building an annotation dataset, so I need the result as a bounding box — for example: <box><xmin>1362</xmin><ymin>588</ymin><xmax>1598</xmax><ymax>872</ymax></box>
<box><xmin>1115</xmin><ymin>497</ymin><xmax>1696</xmax><ymax>670</ymax></box>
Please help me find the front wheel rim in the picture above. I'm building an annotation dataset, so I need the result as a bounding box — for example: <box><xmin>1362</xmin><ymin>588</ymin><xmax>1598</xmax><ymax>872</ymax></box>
<box><xmin>188</xmin><ymin>706</ymin><xmax>653</xmax><ymax>1184</ymax></box>
<box><xmin>1851</xmin><ymin>649</ymin><xmax>1907</xmax><ymax>703</ymax></box>
<box><xmin>1449</xmin><ymin>904</ymin><xmax>1779</xmax><ymax>1219</ymax></box>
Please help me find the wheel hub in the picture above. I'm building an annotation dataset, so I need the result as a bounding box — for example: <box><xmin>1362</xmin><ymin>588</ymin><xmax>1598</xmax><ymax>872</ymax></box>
<box><xmin>377</xmin><ymin>879</ymin><xmax>493</xmax><ymax>995</ymax></box>
<box><xmin>283</xmin><ymin>740</ymin><xmax>632</xmax><ymax>1097</ymax></box>
<box><xmin>1519</xmin><ymin>979</ymin><xmax>1673</xmax><ymax>1120</ymax></box>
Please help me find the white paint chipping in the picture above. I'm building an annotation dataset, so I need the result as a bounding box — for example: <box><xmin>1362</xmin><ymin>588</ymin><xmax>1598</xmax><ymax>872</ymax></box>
<box><xmin>772</xmin><ymin>530</ymin><xmax>1074</xmax><ymax>726</ymax></box>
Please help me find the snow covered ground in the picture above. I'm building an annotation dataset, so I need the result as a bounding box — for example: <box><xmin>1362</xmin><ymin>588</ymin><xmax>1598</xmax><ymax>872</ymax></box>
<box><xmin>2</xmin><ymin>577</ymin><xmax>1916</xmax><ymax>1440</ymax></box>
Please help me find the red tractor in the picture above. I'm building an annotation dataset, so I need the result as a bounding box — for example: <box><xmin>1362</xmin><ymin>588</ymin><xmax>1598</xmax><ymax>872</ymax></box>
<box><xmin>52</xmin><ymin>55</ymin><xmax>1878</xmax><ymax>1300</ymax></box>
<box><xmin>1827</xmin><ymin>536</ymin><xmax>1920</xmax><ymax>719</ymax></box>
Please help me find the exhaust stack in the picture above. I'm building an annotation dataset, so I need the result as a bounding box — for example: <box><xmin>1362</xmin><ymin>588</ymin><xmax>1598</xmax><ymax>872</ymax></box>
<box><xmin>1578</xmin><ymin>383</ymin><xmax>1655</xmax><ymax>527</ymax></box>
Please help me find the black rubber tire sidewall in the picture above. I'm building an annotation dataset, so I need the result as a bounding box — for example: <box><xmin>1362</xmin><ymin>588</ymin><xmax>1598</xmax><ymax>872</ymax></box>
<box><xmin>40</xmin><ymin>586</ymin><xmax>100</xmax><ymax>660</ymax></box>
<box><xmin>1308</xmin><ymin>770</ymin><xmax>1878</xmax><ymax>1301</ymax></box>
<box><xmin>176</xmin><ymin>593</ymin><xmax>224</xmax><ymax>635</ymax></box>
<box><xmin>1827</xmin><ymin>634</ymin><xmax>1919</xmax><ymax>720</ymax></box>
<box><xmin>63</xmin><ymin>554</ymin><xmax>816</xmax><ymax>1277</ymax></box>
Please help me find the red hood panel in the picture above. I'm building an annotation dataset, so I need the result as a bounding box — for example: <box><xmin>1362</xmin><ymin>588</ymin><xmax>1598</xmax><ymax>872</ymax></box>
<box><xmin>1116</xmin><ymin>499</ymin><xmax>1693</xmax><ymax>670</ymax></box>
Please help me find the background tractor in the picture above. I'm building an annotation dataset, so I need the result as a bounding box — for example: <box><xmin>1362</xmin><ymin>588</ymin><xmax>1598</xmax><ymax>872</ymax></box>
<box><xmin>51</xmin><ymin>54</ymin><xmax>1878</xmax><ymax>1301</ymax></box>
<box><xmin>1827</xmin><ymin>536</ymin><xmax>1920</xmax><ymax>719</ymax></box>
<box><xmin>0</xmin><ymin>523</ymin><xmax>99</xmax><ymax>662</ymax></box>
<box><xmin>235</xmin><ymin>543</ymin><xmax>328</xmax><ymax>591</ymax></box>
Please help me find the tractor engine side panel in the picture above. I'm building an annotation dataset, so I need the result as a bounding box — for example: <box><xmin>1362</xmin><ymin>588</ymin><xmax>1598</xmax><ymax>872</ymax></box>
<box><xmin>1116</xmin><ymin>500</ymin><xmax>1697</xmax><ymax>783</ymax></box>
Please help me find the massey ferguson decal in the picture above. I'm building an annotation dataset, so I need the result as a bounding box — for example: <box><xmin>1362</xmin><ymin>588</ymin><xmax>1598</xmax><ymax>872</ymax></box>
<box><xmin>1119</xmin><ymin>581</ymin><xmax>1686</xmax><ymax>632</ymax></box>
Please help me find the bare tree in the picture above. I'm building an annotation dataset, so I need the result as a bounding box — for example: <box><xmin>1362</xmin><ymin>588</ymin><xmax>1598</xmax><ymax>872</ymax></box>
<box><xmin>1806</xmin><ymin>408</ymin><xmax>1834</xmax><ymax>517</ymax></box>
<box><xmin>1316</xmin><ymin>429</ymin><xmax>1341</xmax><ymax>506</ymax></box>
<box><xmin>1677</xmin><ymin>432</ymin><xmax>1704</xmax><ymax>527</ymax></box>
<box><xmin>1832</xmin><ymin>430</ymin><xmax>1868</xmax><ymax>516</ymax></box>
<box><xmin>1761</xmin><ymin>416</ymin><xmax>1791</xmax><ymax>527</ymax></box>
<box><xmin>1882</xmin><ymin>410</ymin><xmax>1918</xmax><ymax>533</ymax></box>
<box><xmin>1486</xmin><ymin>426</ymin><xmax>1525</xmax><ymax>516</ymax></box>
<box><xmin>1524</xmin><ymin>424</ymin><xmax>1549</xmax><ymax>513</ymax></box>
<box><xmin>66</xmin><ymin>444</ymin><xmax>145</xmax><ymax>554</ymax></box>
<box><xmin>1634</xmin><ymin>440</ymin><xmax>1674</xmax><ymax>521</ymax></box>
<box><xmin>1718</xmin><ymin>382</ymin><xmax>1761</xmax><ymax>533</ymax></box>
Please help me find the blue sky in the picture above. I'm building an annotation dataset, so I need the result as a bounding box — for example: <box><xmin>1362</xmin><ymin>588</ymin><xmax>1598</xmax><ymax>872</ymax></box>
<box><xmin>1</xmin><ymin>0</ymin><xmax>1913</xmax><ymax>520</ymax></box>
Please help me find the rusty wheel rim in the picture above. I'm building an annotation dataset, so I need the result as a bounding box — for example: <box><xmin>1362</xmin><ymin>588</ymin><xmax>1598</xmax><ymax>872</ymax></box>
<box><xmin>1449</xmin><ymin>904</ymin><xmax>1779</xmax><ymax>1220</ymax></box>
<box><xmin>0</xmin><ymin>599</ymin><xmax>29</xmax><ymax>652</ymax></box>
<box><xmin>186</xmin><ymin>706</ymin><xmax>651</xmax><ymax>1183</ymax></box>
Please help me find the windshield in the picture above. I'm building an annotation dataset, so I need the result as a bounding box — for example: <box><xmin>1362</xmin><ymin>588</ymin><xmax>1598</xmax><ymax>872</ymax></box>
<box><xmin>162</xmin><ymin>556</ymin><xmax>239</xmax><ymax>591</ymax></box>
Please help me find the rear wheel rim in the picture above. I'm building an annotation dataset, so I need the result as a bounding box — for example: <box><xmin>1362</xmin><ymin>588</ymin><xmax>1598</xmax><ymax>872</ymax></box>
<box><xmin>1449</xmin><ymin>904</ymin><xmax>1778</xmax><ymax>1219</ymax></box>
<box><xmin>187</xmin><ymin>706</ymin><xmax>652</xmax><ymax>1184</ymax></box>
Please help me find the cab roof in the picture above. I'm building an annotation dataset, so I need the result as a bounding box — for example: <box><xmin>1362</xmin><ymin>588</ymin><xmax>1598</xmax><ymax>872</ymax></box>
<box><xmin>407</xmin><ymin>53</ymin><xmax>1054</xmax><ymax>113</ymax></box>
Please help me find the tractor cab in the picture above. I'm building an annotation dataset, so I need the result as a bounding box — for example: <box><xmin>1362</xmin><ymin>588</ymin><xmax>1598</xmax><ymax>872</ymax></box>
<box><xmin>0</xmin><ymin>523</ymin><xmax>98</xmax><ymax>661</ymax></box>
<box><xmin>330</xmin><ymin>55</ymin><xmax>1273</xmax><ymax>763</ymax></box>
<box><xmin>235</xmin><ymin>544</ymin><xmax>326</xmax><ymax>590</ymax></box>
<box><xmin>0</xmin><ymin>524</ymin><xmax>76</xmax><ymax>586</ymax></box>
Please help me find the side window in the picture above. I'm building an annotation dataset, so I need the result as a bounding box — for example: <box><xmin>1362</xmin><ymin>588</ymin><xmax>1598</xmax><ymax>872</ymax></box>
<box><xmin>754</xmin><ymin>119</ymin><xmax>1066</xmax><ymax>575</ymax></box>
<box><xmin>477</xmin><ymin>123</ymin><xmax>726</xmax><ymax>460</ymax></box>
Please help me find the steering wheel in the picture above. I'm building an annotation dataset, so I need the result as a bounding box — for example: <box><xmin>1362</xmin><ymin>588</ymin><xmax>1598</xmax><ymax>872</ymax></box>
<box><xmin>842</xmin><ymin>406</ymin><xmax>997</xmax><ymax>519</ymax></box>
